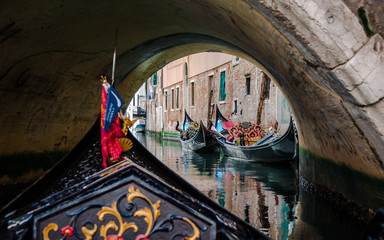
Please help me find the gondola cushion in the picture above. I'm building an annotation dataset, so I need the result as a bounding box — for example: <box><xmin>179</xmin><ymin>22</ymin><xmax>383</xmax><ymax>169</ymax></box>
<box><xmin>184</xmin><ymin>121</ymin><xmax>200</xmax><ymax>140</ymax></box>
<box><xmin>229</xmin><ymin>123</ymin><xmax>264</xmax><ymax>146</ymax></box>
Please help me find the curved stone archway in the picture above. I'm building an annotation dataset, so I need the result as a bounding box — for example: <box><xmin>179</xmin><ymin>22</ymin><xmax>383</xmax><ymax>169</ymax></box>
<box><xmin>1</xmin><ymin>0</ymin><xmax>383</xmax><ymax>215</ymax></box>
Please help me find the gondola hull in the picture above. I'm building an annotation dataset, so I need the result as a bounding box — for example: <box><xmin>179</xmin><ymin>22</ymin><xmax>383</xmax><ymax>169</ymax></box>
<box><xmin>179</xmin><ymin>111</ymin><xmax>217</xmax><ymax>152</ymax></box>
<box><xmin>215</xmin><ymin>106</ymin><xmax>296</xmax><ymax>162</ymax></box>
<box><xmin>216</xmin><ymin>122</ymin><xmax>296</xmax><ymax>162</ymax></box>
<box><xmin>180</xmin><ymin>126</ymin><xmax>205</xmax><ymax>151</ymax></box>
<box><xmin>135</xmin><ymin>124</ymin><xmax>145</xmax><ymax>133</ymax></box>
<box><xmin>180</xmin><ymin>124</ymin><xmax>217</xmax><ymax>152</ymax></box>
<box><xmin>180</xmin><ymin>121</ymin><xmax>205</xmax><ymax>151</ymax></box>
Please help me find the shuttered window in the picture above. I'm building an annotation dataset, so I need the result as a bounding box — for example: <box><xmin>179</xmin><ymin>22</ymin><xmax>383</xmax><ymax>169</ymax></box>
<box><xmin>219</xmin><ymin>71</ymin><xmax>226</xmax><ymax>101</ymax></box>
<box><xmin>153</xmin><ymin>72</ymin><xmax>157</xmax><ymax>85</ymax></box>
<box><xmin>191</xmin><ymin>82</ymin><xmax>195</xmax><ymax>106</ymax></box>
<box><xmin>176</xmin><ymin>87</ymin><xmax>180</xmax><ymax>109</ymax></box>
<box><xmin>171</xmin><ymin>88</ymin><xmax>174</xmax><ymax>109</ymax></box>
<box><xmin>164</xmin><ymin>90</ymin><xmax>168</xmax><ymax>110</ymax></box>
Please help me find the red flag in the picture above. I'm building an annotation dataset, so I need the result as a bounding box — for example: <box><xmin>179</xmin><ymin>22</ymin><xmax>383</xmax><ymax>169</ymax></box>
<box><xmin>101</xmin><ymin>84</ymin><xmax>125</xmax><ymax>168</ymax></box>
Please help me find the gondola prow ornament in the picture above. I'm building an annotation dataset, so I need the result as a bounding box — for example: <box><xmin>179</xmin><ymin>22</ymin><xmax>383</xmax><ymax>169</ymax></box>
<box><xmin>100</xmin><ymin>76</ymin><xmax>132</xmax><ymax>168</ymax></box>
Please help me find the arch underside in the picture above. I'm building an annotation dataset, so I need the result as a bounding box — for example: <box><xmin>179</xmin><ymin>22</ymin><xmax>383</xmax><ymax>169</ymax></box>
<box><xmin>0</xmin><ymin>0</ymin><xmax>383</xmax><ymax>214</ymax></box>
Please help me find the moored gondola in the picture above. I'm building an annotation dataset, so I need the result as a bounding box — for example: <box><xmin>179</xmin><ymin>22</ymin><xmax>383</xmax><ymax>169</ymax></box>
<box><xmin>214</xmin><ymin>106</ymin><xmax>297</xmax><ymax>162</ymax></box>
<box><xmin>177</xmin><ymin>110</ymin><xmax>217</xmax><ymax>152</ymax></box>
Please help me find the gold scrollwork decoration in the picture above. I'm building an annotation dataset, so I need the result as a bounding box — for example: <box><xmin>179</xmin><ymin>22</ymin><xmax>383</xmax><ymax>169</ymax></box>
<box><xmin>82</xmin><ymin>223</ymin><xmax>97</xmax><ymax>240</ymax></box>
<box><xmin>127</xmin><ymin>185</ymin><xmax>161</xmax><ymax>236</ymax></box>
<box><xmin>182</xmin><ymin>217</ymin><xmax>200</xmax><ymax>240</ymax></box>
<box><xmin>43</xmin><ymin>223</ymin><xmax>58</xmax><ymax>240</ymax></box>
<box><xmin>98</xmin><ymin>201</ymin><xmax>138</xmax><ymax>238</ymax></box>
<box><xmin>41</xmin><ymin>184</ymin><xmax>204</xmax><ymax>239</ymax></box>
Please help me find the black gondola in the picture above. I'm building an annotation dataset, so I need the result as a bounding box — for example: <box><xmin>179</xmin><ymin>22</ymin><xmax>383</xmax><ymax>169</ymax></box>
<box><xmin>214</xmin><ymin>106</ymin><xmax>297</xmax><ymax>163</ymax></box>
<box><xmin>0</xmin><ymin>116</ymin><xmax>269</xmax><ymax>240</ymax></box>
<box><xmin>178</xmin><ymin>110</ymin><xmax>217</xmax><ymax>152</ymax></box>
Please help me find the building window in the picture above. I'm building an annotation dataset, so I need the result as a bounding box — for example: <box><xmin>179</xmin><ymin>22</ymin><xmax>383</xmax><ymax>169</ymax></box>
<box><xmin>219</xmin><ymin>71</ymin><xmax>226</xmax><ymax>101</ymax></box>
<box><xmin>264</xmin><ymin>76</ymin><xmax>271</xmax><ymax>99</ymax></box>
<box><xmin>133</xmin><ymin>95</ymin><xmax>136</xmax><ymax>106</ymax></box>
<box><xmin>191</xmin><ymin>81</ymin><xmax>195</xmax><ymax>107</ymax></box>
<box><xmin>164</xmin><ymin>90</ymin><xmax>168</xmax><ymax>110</ymax></box>
<box><xmin>233</xmin><ymin>99</ymin><xmax>238</xmax><ymax>114</ymax></box>
<box><xmin>246</xmin><ymin>77</ymin><xmax>251</xmax><ymax>95</ymax></box>
<box><xmin>171</xmin><ymin>88</ymin><xmax>175</xmax><ymax>110</ymax></box>
<box><xmin>153</xmin><ymin>72</ymin><xmax>157</xmax><ymax>86</ymax></box>
<box><xmin>176</xmin><ymin>87</ymin><xmax>180</xmax><ymax>109</ymax></box>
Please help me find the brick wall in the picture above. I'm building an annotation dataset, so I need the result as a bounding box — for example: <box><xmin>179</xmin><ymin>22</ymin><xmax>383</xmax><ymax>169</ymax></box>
<box><xmin>146</xmin><ymin>55</ymin><xmax>290</xmax><ymax>137</ymax></box>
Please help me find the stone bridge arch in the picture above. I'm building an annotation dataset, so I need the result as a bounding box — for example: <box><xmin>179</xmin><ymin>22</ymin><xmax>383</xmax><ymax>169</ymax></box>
<box><xmin>1</xmin><ymin>0</ymin><xmax>383</xmax><ymax>215</ymax></box>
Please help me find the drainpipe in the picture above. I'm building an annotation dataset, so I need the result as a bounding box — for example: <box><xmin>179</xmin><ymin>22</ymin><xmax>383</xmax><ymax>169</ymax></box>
<box><xmin>257</xmin><ymin>72</ymin><xmax>268</xmax><ymax>125</ymax></box>
<box><xmin>161</xmin><ymin>68</ymin><xmax>164</xmax><ymax>136</ymax></box>
<box><xmin>184</xmin><ymin>58</ymin><xmax>189</xmax><ymax>114</ymax></box>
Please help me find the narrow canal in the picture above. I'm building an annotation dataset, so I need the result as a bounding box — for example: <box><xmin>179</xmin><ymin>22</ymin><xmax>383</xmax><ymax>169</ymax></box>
<box><xmin>133</xmin><ymin>132</ymin><xmax>365</xmax><ymax>240</ymax></box>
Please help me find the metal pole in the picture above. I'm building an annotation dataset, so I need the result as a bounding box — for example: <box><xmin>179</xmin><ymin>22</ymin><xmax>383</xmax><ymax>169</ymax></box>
<box><xmin>111</xmin><ymin>47</ymin><xmax>116</xmax><ymax>85</ymax></box>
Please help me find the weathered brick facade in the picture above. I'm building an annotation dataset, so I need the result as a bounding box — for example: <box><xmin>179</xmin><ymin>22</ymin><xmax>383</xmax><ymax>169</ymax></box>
<box><xmin>146</xmin><ymin>53</ymin><xmax>290</xmax><ymax>138</ymax></box>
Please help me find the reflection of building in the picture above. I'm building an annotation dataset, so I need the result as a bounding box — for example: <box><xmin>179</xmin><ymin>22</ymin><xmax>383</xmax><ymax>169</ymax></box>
<box><xmin>125</xmin><ymin>82</ymin><xmax>146</xmax><ymax>132</ymax></box>
<box><xmin>145</xmin><ymin>53</ymin><xmax>291</xmax><ymax>138</ymax></box>
<box><xmin>216</xmin><ymin>169</ymin><xmax>296</xmax><ymax>240</ymax></box>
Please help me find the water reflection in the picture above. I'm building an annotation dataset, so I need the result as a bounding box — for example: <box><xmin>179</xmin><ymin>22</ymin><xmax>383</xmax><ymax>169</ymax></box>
<box><xmin>134</xmin><ymin>132</ymin><xmax>299</xmax><ymax>239</ymax></box>
<box><xmin>134</xmin><ymin>132</ymin><xmax>366</xmax><ymax>239</ymax></box>
<box><xmin>216</xmin><ymin>157</ymin><xmax>298</xmax><ymax>238</ymax></box>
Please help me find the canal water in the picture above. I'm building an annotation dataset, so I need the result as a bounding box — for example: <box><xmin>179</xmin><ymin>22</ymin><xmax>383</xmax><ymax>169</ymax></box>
<box><xmin>133</xmin><ymin>132</ymin><xmax>365</xmax><ymax>240</ymax></box>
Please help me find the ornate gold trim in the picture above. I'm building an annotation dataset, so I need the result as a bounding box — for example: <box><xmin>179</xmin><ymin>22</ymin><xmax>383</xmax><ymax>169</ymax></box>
<box><xmin>41</xmin><ymin>184</ymin><xmax>203</xmax><ymax>239</ymax></box>
<box><xmin>127</xmin><ymin>185</ymin><xmax>161</xmax><ymax>236</ymax></box>
<box><xmin>99</xmin><ymin>160</ymin><xmax>131</xmax><ymax>177</ymax></box>
<box><xmin>82</xmin><ymin>224</ymin><xmax>97</xmax><ymax>240</ymax></box>
<box><xmin>43</xmin><ymin>223</ymin><xmax>58</xmax><ymax>240</ymax></box>
<box><xmin>183</xmin><ymin>217</ymin><xmax>200</xmax><ymax>240</ymax></box>
<box><xmin>98</xmin><ymin>201</ymin><xmax>138</xmax><ymax>237</ymax></box>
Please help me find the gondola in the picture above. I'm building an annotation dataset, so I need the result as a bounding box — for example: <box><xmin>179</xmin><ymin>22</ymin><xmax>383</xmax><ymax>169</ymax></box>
<box><xmin>214</xmin><ymin>106</ymin><xmax>297</xmax><ymax>162</ymax></box>
<box><xmin>178</xmin><ymin>110</ymin><xmax>217</xmax><ymax>152</ymax></box>
<box><xmin>135</xmin><ymin>122</ymin><xmax>146</xmax><ymax>133</ymax></box>
<box><xmin>0</xmin><ymin>115</ymin><xmax>269</xmax><ymax>240</ymax></box>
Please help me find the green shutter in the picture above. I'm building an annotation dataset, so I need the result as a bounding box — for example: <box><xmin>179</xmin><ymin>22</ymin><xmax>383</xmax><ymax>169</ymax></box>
<box><xmin>153</xmin><ymin>72</ymin><xmax>157</xmax><ymax>85</ymax></box>
<box><xmin>220</xmin><ymin>71</ymin><xmax>226</xmax><ymax>101</ymax></box>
